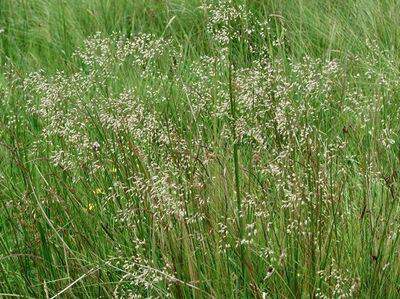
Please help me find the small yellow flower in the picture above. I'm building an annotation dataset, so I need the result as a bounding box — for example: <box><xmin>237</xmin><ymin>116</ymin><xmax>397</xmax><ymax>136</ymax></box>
<box><xmin>88</xmin><ymin>203</ymin><xmax>94</xmax><ymax>211</ymax></box>
<box><xmin>93</xmin><ymin>188</ymin><xmax>103</xmax><ymax>195</ymax></box>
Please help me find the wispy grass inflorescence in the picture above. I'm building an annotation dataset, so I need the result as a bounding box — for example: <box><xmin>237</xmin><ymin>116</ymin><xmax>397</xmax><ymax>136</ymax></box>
<box><xmin>1</xmin><ymin>0</ymin><xmax>400</xmax><ymax>297</ymax></box>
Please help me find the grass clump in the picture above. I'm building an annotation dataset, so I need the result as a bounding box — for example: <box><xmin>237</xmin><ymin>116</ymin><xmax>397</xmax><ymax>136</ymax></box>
<box><xmin>1</xmin><ymin>0</ymin><xmax>400</xmax><ymax>297</ymax></box>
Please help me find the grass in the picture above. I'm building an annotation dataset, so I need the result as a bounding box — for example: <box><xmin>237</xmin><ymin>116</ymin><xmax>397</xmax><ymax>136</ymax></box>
<box><xmin>1</xmin><ymin>0</ymin><xmax>400</xmax><ymax>297</ymax></box>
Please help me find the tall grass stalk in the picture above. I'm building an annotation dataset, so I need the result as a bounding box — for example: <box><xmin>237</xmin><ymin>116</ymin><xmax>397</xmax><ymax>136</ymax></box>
<box><xmin>1</xmin><ymin>0</ymin><xmax>400</xmax><ymax>297</ymax></box>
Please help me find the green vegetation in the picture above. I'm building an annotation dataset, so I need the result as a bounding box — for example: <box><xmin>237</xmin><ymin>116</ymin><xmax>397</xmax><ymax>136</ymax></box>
<box><xmin>1</xmin><ymin>0</ymin><xmax>400</xmax><ymax>297</ymax></box>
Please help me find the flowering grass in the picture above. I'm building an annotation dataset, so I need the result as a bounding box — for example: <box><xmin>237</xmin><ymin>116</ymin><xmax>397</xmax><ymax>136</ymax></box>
<box><xmin>1</xmin><ymin>0</ymin><xmax>400</xmax><ymax>297</ymax></box>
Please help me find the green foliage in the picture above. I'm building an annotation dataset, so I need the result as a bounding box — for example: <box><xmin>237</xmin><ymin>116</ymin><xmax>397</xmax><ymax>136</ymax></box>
<box><xmin>1</xmin><ymin>0</ymin><xmax>400</xmax><ymax>297</ymax></box>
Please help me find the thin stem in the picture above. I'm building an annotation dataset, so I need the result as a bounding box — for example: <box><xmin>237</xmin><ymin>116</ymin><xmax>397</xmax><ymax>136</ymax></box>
<box><xmin>227</xmin><ymin>42</ymin><xmax>246</xmax><ymax>289</ymax></box>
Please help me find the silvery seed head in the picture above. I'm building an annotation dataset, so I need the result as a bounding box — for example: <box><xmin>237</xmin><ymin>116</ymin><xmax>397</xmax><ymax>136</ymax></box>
<box><xmin>92</xmin><ymin>141</ymin><xmax>100</xmax><ymax>152</ymax></box>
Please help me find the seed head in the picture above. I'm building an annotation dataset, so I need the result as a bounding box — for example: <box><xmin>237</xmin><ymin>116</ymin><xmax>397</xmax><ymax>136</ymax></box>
<box><xmin>92</xmin><ymin>141</ymin><xmax>100</xmax><ymax>152</ymax></box>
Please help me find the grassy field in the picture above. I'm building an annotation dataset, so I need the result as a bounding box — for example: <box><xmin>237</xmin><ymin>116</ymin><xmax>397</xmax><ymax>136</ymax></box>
<box><xmin>1</xmin><ymin>0</ymin><xmax>400</xmax><ymax>297</ymax></box>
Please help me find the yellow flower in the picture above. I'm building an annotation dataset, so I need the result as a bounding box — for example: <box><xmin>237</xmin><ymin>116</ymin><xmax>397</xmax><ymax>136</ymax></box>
<box><xmin>93</xmin><ymin>188</ymin><xmax>103</xmax><ymax>195</ymax></box>
<box><xmin>88</xmin><ymin>203</ymin><xmax>94</xmax><ymax>211</ymax></box>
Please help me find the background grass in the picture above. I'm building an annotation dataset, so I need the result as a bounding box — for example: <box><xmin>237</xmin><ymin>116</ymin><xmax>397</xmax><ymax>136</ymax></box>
<box><xmin>1</xmin><ymin>0</ymin><xmax>400</xmax><ymax>297</ymax></box>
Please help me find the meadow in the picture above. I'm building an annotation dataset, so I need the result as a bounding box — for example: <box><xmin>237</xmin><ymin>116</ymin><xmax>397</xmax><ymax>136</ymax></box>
<box><xmin>1</xmin><ymin>0</ymin><xmax>400</xmax><ymax>297</ymax></box>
